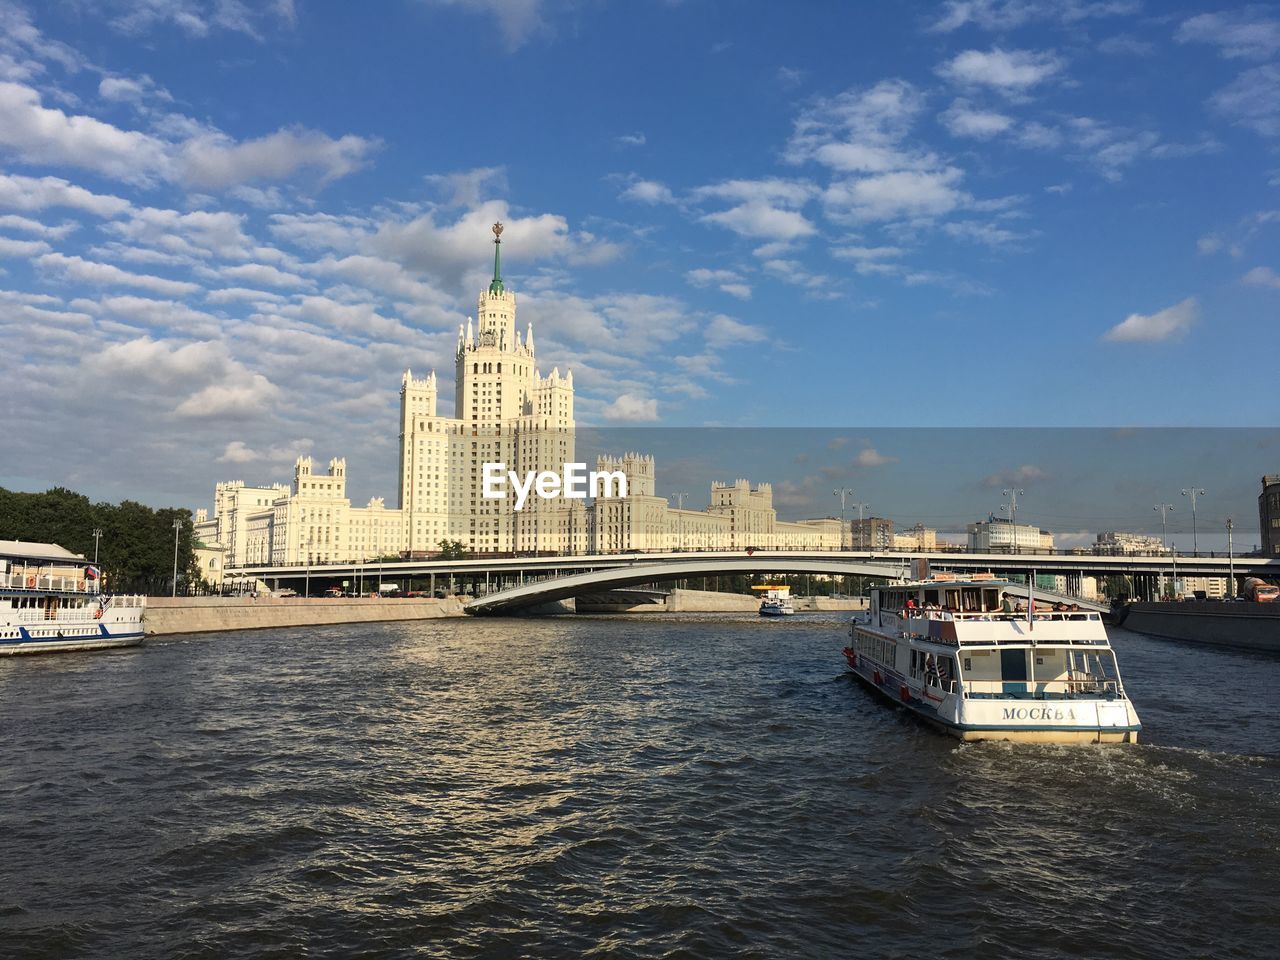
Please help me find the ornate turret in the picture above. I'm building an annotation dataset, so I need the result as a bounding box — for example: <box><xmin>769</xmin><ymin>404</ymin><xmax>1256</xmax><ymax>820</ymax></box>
<box><xmin>489</xmin><ymin>221</ymin><xmax>504</xmax><ymax>295</ymax></box>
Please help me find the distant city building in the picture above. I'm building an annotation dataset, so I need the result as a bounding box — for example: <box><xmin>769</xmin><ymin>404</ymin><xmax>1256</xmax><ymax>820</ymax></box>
<box><xmin>1095</xmin><ymin>531</ymin><xmax>1170</xmax><ymax>555</ymax></box>
<box><xmin>851</xmin><ymin>517</ymin><xmax>894</xmax><ymax>551</ymax></box>
<box><xmin>1176</xmin><ymin>576</ymin><xmax>1229</xmax><ymax>600</ymax></box>
<box><xmin>194</xmin><ymin>228</ymin><xmax>851</xmax><ymax>567</ymax></box>
<box><xmin>967</xmin><ymin>517</ymin><xmax>1054</xmax><ymax>553</ymax></box>
<box><xmin>1260</xmin><ymin>475</ymin><xmax>1280</xmax><ymax>556</ymax></box>
<box><xmin>893</xmin><ymin>523</ymin><xmax>937</xmax><ymax>551</ymax></box>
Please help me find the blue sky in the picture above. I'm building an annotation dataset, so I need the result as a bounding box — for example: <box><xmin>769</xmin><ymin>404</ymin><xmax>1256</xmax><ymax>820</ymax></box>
<box><xmin>0</xmin><ymin>0</ymin><xmax>1277</xmax><ymax>524</ymax></box>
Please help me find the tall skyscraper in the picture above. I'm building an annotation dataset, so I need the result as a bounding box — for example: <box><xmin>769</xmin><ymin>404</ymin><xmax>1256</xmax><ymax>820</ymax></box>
<box><xmin>398</xmin><ymin>222</ymin><xmax>579</xmax><ymax>554</ymax></box>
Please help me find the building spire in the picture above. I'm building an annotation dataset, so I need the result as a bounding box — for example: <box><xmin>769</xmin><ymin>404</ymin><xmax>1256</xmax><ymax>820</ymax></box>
<box><xmin>489</xmin><ymin>221</ymin><xmax>504</xmax><ymax>295</ymax></box>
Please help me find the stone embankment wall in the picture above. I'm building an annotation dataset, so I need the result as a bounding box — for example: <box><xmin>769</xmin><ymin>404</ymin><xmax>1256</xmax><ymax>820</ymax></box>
<box><xmin>589</xmin><ymin>589</ymin><xmax>871</xmax><ymax>613</ymax></box>
<box><xmin>1122</xmin><ymin>601</ymin><xmax>1280</xmax><ymax>652</ymax></box>
<box><xmin>144</xmin><ymin>595</ymin><xmax>465</xmax><ymax>636</ymax></box>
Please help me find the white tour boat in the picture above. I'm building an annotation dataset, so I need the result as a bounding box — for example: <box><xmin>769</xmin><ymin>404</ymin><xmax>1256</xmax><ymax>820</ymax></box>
<box><xmin>755</xmin><ymin>584</ymin><xmax>796</xmax><ymax>617</ymax></box>
<box><xmin>843</xmin><ymin>573</ymin><xmax>1140</xmax><ymax>743</ymax></box>
<box><xmin>1</xmin><ymin>541</ymin><xmax>145</xmax><ymax>655</ymax></box>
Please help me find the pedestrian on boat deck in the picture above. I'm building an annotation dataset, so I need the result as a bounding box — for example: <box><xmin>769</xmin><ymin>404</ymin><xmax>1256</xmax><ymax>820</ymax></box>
<box><xmin>1001</xmin><ymin>592</ymin><xmax>1015</xmax><ymax>615</ymax></box>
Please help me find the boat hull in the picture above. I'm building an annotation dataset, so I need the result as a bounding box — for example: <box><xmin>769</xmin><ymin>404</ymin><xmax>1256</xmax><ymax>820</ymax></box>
<box><xmin>0</xmin><ymin>620</ymin><xmax>145</xmax><ymax>656</ymax></box>
<box><xmin>843</xmin><ymin>647</ymin><xmax>1140</xmax><ymax>745</ymax></box>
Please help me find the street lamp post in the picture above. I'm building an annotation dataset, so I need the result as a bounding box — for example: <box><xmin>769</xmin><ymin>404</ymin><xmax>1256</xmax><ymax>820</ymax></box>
<box><xmin>92</xmin><ymin>527</ymin><xmax>102</xmax><ymax>566</ymax></box>
<box><xmin>1182</xmin><ymin>487</ymin><xmax>1205</xmax><ymax>554</ymax></box>
<box><xmin>171</xmin><ymin>518</ymin><xmax>181</xmax><ymax>597</ymax></box>
<box><xmin>833</xmin><ymin>488</ymin><xmax>854</xmax><ymax>549</ymax></box>
<box><xmin>305</xmin><ymin>537</ymin><xmax>313</xmax><ymax>598</ymax></box>
<box><xmin>1155</xmin><ymin>503</ymin><xmax>1174</xmax><ymax>599</ymax></box>
<box><xmin>1154</xmin><ymin>504</ymin><xmax>1174</xmax><ymax>548</ymax></box>
<box><xmin>1002</xmin><ymin>488</ymin><xmax>1024</xmax><ymax>553</ymax></box>
<box><xmin>671</xmin><ymin>492</ymin><xmax>688</xmax><ymax>551</ymax></box>
<box><xmin>1227</xmin><ymin>518</ymin><xmax>1235</xmax><ymax>598</ymax></box>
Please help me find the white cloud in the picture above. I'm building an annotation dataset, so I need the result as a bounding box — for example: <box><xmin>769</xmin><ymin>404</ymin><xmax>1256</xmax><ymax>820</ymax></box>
<box><xmin>936</xmin><ymin>48</ymin><xmax>1065</xmax><ymax>96</ymax></box>
<box><xmin>762</xmin><ymin>258</ymin><xmax>834</xmax><ymax>291</ymax></box>
<box><xmin>0</xmin><ymin>80</ymin><xmax>380</xmax><ymax>192</ymax></box>
<box><xmin>823</xmin><ymin>167</ymin><xmax>968</xmax><ymax>222</ymax></box>
<box><xmin>98</xmin><ymin>73</ymin><xmax>171</xmax><ymax>105</ymax></box>
<box><xmin>218</xmin><ymin>262</ymin><xmax>312</xmax><ymax>289</ymax></box>
<box><xmin>179</xmin><ymin>127</ymin><xmax>380</xmax><ymax>189</ymax></box>
<box><xmin>929</xmin><ymin>0</ymin><xmax>1138</xmax><ymax>33</ymax></box>
<box><xmin>601</xmin><ymin>392</ymin><xmax>659</xmax><ymax>422</ymax></box>
<box><xmin>787</xmin><ymin>80</ymin><xmax>930</xmax><ymax>173</ymax></box>
<box><xmin>855</xmin><ymin>447</ymin><xmax>897</xmax><ymax>467</ymax></box>
<box><xmin>701</xmin><ymin>200</ymin><xmax>816</xmax><ymax>240</ymax></box>
<box><xmin>686</xmin><ymin>267</ymin><xmax>752</xmax><ymax>299</ymax></box>
<box><xmin>0</xmin><ymin>213</ymin><xmax>76</xmax><ymax>238</ymax></box>
<box><xmin>1102</xmin><ymin>297</ymin><xmax>1199</xmax><ymax>342</ymax></box>
<box><xmin>982</xmin><ymin>464</ymin><xmax>1048</xmax><ymax>488</ymax></box>
<box><xmin>1211</xmin><ymin>64</ymin><xmax>1280</xmax><ymax>137</ymax></box>
<box><xmin>37</xmin><ymin>251</ymin><xmax>202</xmax><ymax>296</ymax></box>
<box><xmin>416</xmin><ymin>0</ymin><xmax>545</xmax><ymax>50</ymax></box>
<box><xmin>0</xmin><ymin>80</ymin><xmax>172</xmax><ymax>184</ymax></box>
<box><xmin>205</xmin><ymin>286</ymin><xmax>286</xmax><ymax>304</ymax></box>
<box><xmin>1243</xmin><ymin>266</ymin><xmax>1280</xmax><ymax>289</ymax></box>
<box><xmin>0</xmin><ymin>234</ymin><xmax>50</xmax><ymax>257</ymax></box>
<box><xmin>939</xmin><ymin>99</ymin><xmax>1014</xmax><ymax>139</ymax></box>
<box><xmin>618</xmin><ymin>178</ymin><xmax>676</xmax><ymax>205</ymax></box>
<box><xmin>1177</xmin><ymin>10</ymin><xmax>1280</xmax><ymax>60</ymax></box>
<box><xmin>694</xmin><ymin>178</ymin><xmax>817</xmax><ymax>241</ymax></box>
<box><xmin>98</xmin><ymin>0</ymin><xmax>298</xmax><ymax>40</ymax></box>
<box><xmin>0</xmin><ymin>173</ymin><xmax>131</xmax><ymax>217</ymax></box>
<box><xmin>705</xmin><ymin>314</ymin><xmax>766</xmax><ymax>348</ymax></box>
<box><xmin>943</xmin><ymin>220</ymin><xmax>1033</xmax><ymax>247</ymax></box>
<box><xmin>614</xmin><ymin>131</ymin><xmax>646</xmax><ymax>147</ymax></box>
<box><xmin>217</xmin><ymin>437</ymin><xmax>313</xmax><ymax>464</ymax></box>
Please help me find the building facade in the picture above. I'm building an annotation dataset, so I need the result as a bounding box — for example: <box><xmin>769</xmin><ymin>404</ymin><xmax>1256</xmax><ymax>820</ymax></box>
<box><xmin>852</xmin><ymin>517</ymin><xmax>894</xmax><ymax>551</ymax></box>
<box><xmin>1095</xmin><ymin>531</ymin><xmax>1170</xmax><ymax>555</ymax></box>
<box><xmin>1260</xmin><ymin>475</ymin><xmax>1280</xmax><ymax>556</ymax></box>
<box><xmin>967</xmin><ymin>517</ymin><xmax>1054</xmax><ymax>552</ymax></box>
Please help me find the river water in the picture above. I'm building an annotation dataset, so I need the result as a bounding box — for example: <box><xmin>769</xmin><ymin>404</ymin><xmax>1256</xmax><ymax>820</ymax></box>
<box><xmin>2</xmin><ymin>615</ymin><xmax>1277</xmax><ymax>958</ymax></box>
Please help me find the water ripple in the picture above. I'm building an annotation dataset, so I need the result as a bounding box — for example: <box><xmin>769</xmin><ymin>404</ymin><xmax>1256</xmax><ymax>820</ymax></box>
<box><xmin>1</xmin><ymin>618</ymin><xmax>1277</xmax><ymax>957</ymax></box>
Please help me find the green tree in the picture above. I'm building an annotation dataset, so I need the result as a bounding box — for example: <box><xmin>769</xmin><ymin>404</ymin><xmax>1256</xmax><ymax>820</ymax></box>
<box><xmin>0</xmin><ymin>487</ymin><xmax>199</xmax><ymax>594</ymax></box>
<box><xmin>437</xmin><ymin>539</ymin><xmax>470</xmax><ymax>559</ymax></box>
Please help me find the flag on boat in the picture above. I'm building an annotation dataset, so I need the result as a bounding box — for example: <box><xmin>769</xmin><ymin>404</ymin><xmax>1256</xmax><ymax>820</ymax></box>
<box><xmin>84</xmin><ymin>565</ymin><xmax>100</xmax><ymax>580</ymax></box>
<box><xmin>1027</xmin><ymin>569</ymin><xmax>1035</xmax><ymax>635</ymax></box>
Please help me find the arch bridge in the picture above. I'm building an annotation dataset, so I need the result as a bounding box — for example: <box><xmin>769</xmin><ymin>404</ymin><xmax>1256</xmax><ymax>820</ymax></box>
<box><xmin>463</xmin><ymin>558</ymin><xmax>1105</xmax><ymax>615</ymax></box>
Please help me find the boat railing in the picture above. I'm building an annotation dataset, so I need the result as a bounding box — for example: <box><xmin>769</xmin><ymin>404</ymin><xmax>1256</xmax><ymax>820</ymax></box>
<box><xmin>4</xmin><ymin>595</ymin><xmax>145</xmax><ymax>622</ymax></box>
<box><xmin>903</xmin><ymin>609</ymin><xmax>1100</xmax><ymax>623</ymax></box>
<box><xmin>1</xmin><ymin>572</ymin><xmax>100</xmax><ymax>594</ymax></box>
<box><xmin>961</xmin><ymin>677</ymin><xmax>1122</xmax><ymax>700</ymax></box>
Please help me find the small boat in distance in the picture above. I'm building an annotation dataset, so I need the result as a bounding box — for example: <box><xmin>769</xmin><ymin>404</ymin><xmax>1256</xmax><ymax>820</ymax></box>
<box><xmin>1</xmin><ymin>541</ymin><xmax>145</xmax><ymax>655</ymax></box>
<box><xmin>754</xmin><ymin>584</ymin><xmax>796</xmax><ymax>617</ymax></box>
<box><xmin>843</xmin><ymin>573</ymin><xmax>1140</xmax><ymax>744</ymax></box>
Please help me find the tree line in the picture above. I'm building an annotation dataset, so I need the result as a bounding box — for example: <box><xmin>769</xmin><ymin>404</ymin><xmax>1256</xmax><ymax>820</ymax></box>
<box><xmin>0</xmin><ymin>487</ymin><xmax>199</xmax><ymax>595</ymax></box>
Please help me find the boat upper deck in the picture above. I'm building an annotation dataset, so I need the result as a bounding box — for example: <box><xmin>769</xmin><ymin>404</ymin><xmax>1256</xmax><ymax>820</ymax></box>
<box><xmin>869</xmin><ymin>577</ymin><xmax>1109</xmax><ymax>647</ymax></box>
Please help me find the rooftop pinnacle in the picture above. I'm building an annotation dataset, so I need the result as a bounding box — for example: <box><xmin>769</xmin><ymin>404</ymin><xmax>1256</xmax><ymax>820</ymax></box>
<box><xmin>489</xmin><ymin>221</ymin><xmax>504</xmax><ymax>295</ymax></box>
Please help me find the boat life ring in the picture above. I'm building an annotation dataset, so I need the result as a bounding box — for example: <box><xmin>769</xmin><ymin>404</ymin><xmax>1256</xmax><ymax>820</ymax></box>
<box><xmin>94</xmin><ymin>606</ymin><xmax>104</xmax><ymax>619</ymax></box>
<box><xmin>78</xmin><ymin>579</ymin><xmax>86</xmax><ymax>591</ymax></box>
<box><xmin>25</xmin><ymin>576</ymin><xmax>36</xmax><ymax>588</ymax></box>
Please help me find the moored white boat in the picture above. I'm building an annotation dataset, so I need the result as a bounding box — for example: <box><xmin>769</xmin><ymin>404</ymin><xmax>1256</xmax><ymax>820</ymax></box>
<box><xmin>755</xmin><ymin>584</ymin><xmax>796</xmax><ymax>617</ymax></box>
<box><xmin>843</xmin><ymin>574</ymin><xmax>1140</xmax><ymax>744</ymax></box>
<box><xmin>0</xmin><ymin>541</ymin><xmax>145</xmax><ymax>655</ymax></box>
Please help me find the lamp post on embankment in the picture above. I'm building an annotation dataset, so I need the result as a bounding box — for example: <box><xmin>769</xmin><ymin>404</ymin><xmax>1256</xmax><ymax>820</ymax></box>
<box><xmin>171</xmin><ymin>518</ymin><xmax>181</xmax><ymax>597</ymax></box>
<box><xmin>1227</xmin><ymin>518</ymin><xmax>1235</xmax><ymax>597</ymax></box>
